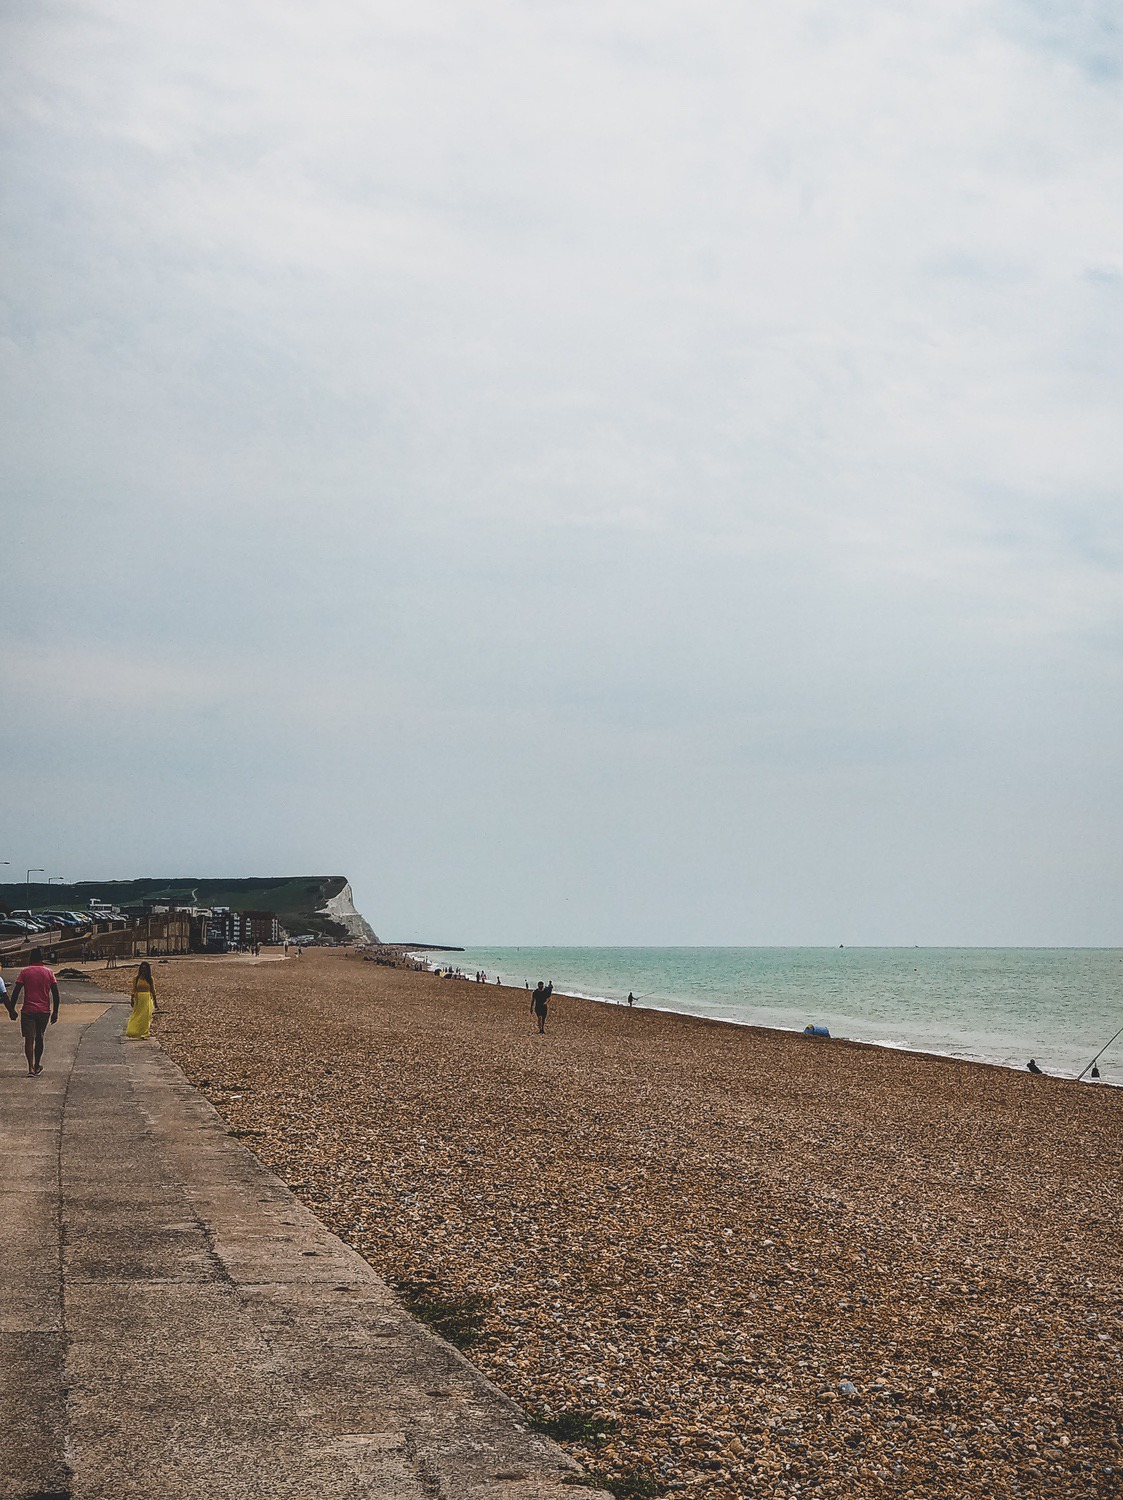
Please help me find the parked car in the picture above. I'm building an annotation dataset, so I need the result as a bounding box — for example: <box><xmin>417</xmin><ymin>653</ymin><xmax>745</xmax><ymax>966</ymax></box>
<box><xmin>10</xmin><ymin>913</ymin><xmax>51</xmax><ymax>932</ymax></box>
<box><xmin>0</xmin><ymin>919</ymin><xmax>37</xmax><ymax>936</ymax></box>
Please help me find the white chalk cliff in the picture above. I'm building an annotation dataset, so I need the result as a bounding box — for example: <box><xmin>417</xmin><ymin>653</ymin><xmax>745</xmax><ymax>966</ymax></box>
<box><xmin>317</xmin><ymin>881</ymin><xmax>379</xmax><ymax>943</ymax></box>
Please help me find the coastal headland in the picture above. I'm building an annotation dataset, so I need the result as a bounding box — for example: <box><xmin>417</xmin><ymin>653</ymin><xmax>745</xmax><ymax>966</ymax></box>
<box><xmin>92</xmin><ymin>950</ymin><xmax>1123</xmax><ymax>1498</ymax></box>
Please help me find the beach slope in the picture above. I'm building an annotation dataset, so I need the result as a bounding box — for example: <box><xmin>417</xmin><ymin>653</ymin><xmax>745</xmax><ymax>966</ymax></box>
<box><xmin>94</xmin><ymin>951</ymin><xmax>1123</xmax><ymax>1498</ymax></box>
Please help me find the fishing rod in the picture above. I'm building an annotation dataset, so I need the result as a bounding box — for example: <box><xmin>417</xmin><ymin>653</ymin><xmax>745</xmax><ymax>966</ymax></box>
<box><xmin>1077</xmin><ymin>1022</ymin><xmax>1123</xmax><ymax>1083</ymax></box>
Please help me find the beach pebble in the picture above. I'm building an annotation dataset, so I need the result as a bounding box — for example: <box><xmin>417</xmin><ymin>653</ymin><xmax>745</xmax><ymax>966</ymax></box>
<box><xmin>94</xmin><ymin>951</ymin><xmax>1123</xmax><ymax>1500</ymax></box>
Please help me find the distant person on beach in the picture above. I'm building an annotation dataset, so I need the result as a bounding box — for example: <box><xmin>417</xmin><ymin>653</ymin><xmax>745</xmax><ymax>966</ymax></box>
<box><xmin>126</xmin><ymin>961</ymin><xmax>157</xmax><ymax>1039</ymax></box>
<box><xmin>531</xmin><ymin>981</ymin><xmax>549</xmax><ymax>1034</ymax></box>
<box><xmin>5</xmin><ymin>948</ymin><xmax>60</xmax><ymax>1077</ymax></box>
<box><xmin>627</xmin><ymin>992</ymin><xmax>635</xmax><ymax>1007</ymax></box>
<box><xmin>1027</xmin><ymin>1058</ymin><xmax>1043</xmax><ymax>1075</ymax></box>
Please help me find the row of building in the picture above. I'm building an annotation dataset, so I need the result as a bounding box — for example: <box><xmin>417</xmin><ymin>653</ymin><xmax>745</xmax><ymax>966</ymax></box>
<box><xmin>140</xmin><ymin>904</ymin><xmax>283</xmax><ymax>950</ymax></box>
<box><xmin>86</xmin><ymin>901</ymin><xmax>282</xmax><ymax>952</ymax></box>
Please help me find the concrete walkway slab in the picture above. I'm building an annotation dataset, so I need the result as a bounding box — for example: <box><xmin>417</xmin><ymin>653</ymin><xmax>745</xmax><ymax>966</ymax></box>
<box><xmin>0</xmin><ymin>982</ymin><xmax>609</xmax><ymax>1500</ymax></box>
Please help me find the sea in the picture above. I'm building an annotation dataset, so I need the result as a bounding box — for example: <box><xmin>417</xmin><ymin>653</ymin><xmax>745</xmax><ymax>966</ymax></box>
<box><xmin>418</xmin><ymin>946</ymin><xmax>1123</xmax><ymax>1086</ymax></box>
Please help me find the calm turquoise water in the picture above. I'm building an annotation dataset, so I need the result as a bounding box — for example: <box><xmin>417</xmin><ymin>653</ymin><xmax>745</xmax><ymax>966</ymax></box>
<box><xmin>422</xmin><ymin>947</ymin><xmax>1123</xmax><ymax>1085</ymax></box>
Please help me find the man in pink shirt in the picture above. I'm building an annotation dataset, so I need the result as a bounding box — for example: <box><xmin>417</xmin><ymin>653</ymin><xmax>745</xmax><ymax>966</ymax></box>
<box><xmin>5</xmin><ymin>947</ymin><xmax>60</xmax><ymax>1077</ymax></box>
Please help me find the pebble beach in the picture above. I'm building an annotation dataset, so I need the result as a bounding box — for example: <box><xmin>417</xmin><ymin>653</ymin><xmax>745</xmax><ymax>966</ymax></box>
<box><xmin>92</xmin><ymin>951</ymin><xmax>1123</xmax><ymax>1498</ymax></box>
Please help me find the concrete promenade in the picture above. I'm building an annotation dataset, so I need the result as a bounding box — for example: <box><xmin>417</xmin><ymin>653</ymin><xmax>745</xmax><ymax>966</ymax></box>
<box><xmin>0</xmin><ymin>976</ymin><xmax>607</xmax><ymax>1500</ymax></box>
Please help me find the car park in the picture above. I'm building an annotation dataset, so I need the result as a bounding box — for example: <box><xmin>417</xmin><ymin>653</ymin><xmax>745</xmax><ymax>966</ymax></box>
<box><xmin>0</xmin><ymin>918</ymin><xmax>38</xmax><ymax>935</ymax></box>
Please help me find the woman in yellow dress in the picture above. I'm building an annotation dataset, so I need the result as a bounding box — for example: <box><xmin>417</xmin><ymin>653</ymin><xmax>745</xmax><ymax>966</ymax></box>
<box><xmin>126</xmin><ymin>961</ymin><xmax>157</xmax><ymax>1038</ymax></box>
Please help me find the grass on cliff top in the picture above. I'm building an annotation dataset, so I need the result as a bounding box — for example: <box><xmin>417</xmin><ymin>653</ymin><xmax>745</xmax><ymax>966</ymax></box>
<box><xmin>1</xmin><ymin>875</ymin><xmax>348</xmax><ymax>919</ymax></box>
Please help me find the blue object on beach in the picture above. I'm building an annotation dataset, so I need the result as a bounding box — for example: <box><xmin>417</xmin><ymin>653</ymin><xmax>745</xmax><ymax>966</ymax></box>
<box><xmin>804</xmin><ymin>1024</ymin><xmax>831</xmax><ymax>1038</ymax></box>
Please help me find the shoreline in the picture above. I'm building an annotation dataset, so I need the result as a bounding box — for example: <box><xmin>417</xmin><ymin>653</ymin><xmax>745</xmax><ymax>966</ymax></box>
<box><xmin>563</xmin><ymin>997</ymin><xmax>1123</xmax><ymax>1088</ymax></box>
<box><xmin>21</xmin><ymin>942</ymin><xmax>1116</xmax><ymax>1087</ymax></box>
<box><xmin>410</xmin><ymin>953</ymin><xmax>1121</xmax><ymax>1088</ymax></box>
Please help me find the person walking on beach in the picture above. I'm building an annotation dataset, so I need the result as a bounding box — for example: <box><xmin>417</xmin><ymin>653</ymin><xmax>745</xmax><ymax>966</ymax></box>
<box><xmin>126</xmin><ymin>961</ymin><xmax>158</xmax><ymax>1039</ymax></box>
<box><xmin>5</xmin><ymin>948</ymin><xmax>60</xmax><ymax>1077</ymax></box>
<box><xmin>531</xmin><ymin>981</ymin><xmax>549</xmax><ymax>1034</ymax></box>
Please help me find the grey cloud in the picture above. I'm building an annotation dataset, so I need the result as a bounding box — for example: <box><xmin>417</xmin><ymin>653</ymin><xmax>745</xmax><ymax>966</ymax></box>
<box><xmin>2</xmin><ymin>0</ymin><xmax>1121</xmax><ymax>942</ymax></box>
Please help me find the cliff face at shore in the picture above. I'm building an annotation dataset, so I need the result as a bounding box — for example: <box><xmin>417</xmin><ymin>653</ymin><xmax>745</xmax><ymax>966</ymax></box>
<box><xmin>314</xmin><ymin>881</ymin><xmax>378</xmax><ymax>944</ymax></box>
<box><xmin>0</xmin><ymin>875</ymin><xmax>379</xmax><ymax>944</ymax></box>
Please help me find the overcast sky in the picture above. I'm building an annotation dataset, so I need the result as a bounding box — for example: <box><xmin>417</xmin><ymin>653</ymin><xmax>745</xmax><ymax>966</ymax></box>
<box><xmin>2</xmin><ymin>0</ymin><xmax>1121</xmax><ymax>944</ymax></box>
